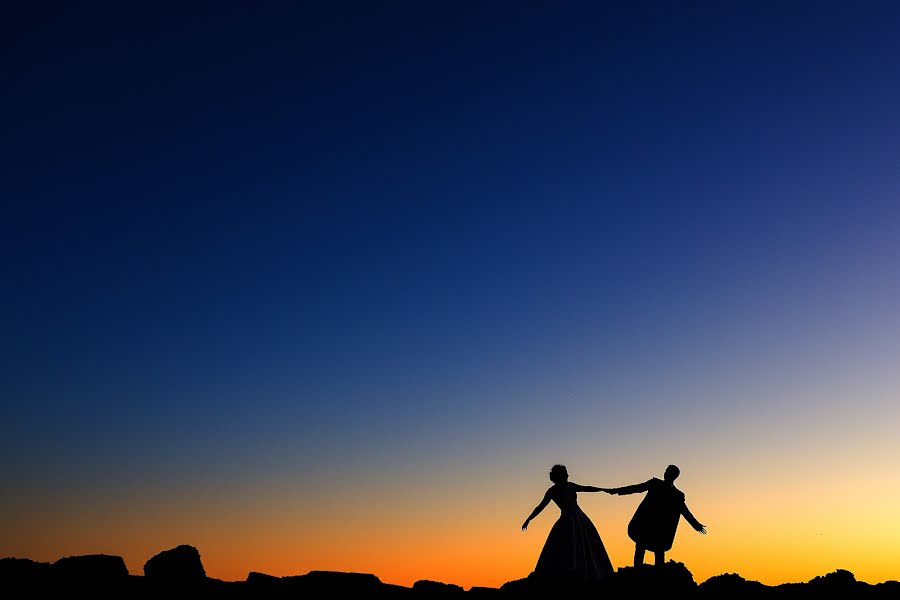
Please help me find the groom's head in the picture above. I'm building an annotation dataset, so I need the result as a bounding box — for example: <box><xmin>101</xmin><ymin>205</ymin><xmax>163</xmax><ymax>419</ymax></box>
<box><xmin>664</xmin><ymin>464</ymin><xmax>680</xmax><ymax>482</ymax></box>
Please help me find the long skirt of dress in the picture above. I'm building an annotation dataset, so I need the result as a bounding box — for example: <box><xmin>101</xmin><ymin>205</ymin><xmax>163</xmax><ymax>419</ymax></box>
<box><xmin>533</xmin><ymin>508</ymin><xmax>613</xmax><ymax>582</ymax></box>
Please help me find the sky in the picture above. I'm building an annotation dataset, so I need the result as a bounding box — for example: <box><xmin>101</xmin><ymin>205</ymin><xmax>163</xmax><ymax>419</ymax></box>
<box><xmin>2</xmin><ymin>0</ymin><xmax>900</xmax><ymax>589</ymax></box>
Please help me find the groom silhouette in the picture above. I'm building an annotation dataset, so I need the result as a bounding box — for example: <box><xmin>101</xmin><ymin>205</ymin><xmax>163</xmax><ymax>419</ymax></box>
<box><xmin>605</xmin><ymin>465</ymin><xmax>706</xmax><ymax>567</ymax></box>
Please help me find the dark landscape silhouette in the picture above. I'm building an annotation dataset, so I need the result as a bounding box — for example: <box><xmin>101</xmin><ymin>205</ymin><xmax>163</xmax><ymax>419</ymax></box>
<box><xmin>2</xmin><ymin>543</ymin><xmax>898</xmax><ymax>599</ymax></box>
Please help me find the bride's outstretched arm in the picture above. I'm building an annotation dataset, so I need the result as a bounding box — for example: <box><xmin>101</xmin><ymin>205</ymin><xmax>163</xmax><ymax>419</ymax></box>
<box><xmin>573</xmin><ymin>483</ymin><xmax>612</xmax><ymax>493</ymax></box>
<box><xmin>522</xmin><ymin>489</ymin><xmax>552</xmax><ymax>530</ymax></box>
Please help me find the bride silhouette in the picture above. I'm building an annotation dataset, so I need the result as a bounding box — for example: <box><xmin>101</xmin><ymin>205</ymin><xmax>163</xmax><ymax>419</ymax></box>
<box><xmin>521</xmin><ymin>464</ymin><xmax>613</xmax><ymax>582</ymax></box>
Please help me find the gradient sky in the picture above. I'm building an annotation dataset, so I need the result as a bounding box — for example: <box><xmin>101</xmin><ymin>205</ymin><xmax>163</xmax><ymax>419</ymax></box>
<box><xmin>3</xmin><ymin>1</ymin><xmax>900</xmax><ymax>589</ymax></box>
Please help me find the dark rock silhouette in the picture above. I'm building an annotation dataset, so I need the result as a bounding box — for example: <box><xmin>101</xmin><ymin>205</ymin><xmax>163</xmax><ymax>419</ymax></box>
<box><xmin>53</xmin><ymin>553</ymin><xmax>129</xmax><ymax>581</ymax></box>
<box><xmin>2</xmin><ymin>554</ymin><xmax>130</xmax><ymax>599</ymax></box>
<box><xmin>1</xmin><ymin>544</ymin><xmax>899</xmax><ymax>599</ymax></box>
<box><xmin>0</xmin><ymin>557</ymin><xmax>53</xmax><ymax>596</ymax></box>
<box><xmin>467</xmin><ymin>585</ymin><xmax>503</xmax><ymax>598</ymax></box>
<box><xmin>304</xmin><ymin>570</ymin><xmax>382</xmax><ymax>588</ymax></box>
<box><xmin>143</xmin><ymin>544</ymin><xmax>206</xmax><ymax>581</ymax></box>
<box><xmin>245</xmin><ymin>570</ymin><xmax>280</xmax><ymax>586</ymax></box>
<box><xmin>243</xmin><ymin>569</ymin><xmax>412</xmax><ymax>598</ymax></box>
<box><xmin>0</xmin><ymin>557</ymin><xmax>52</xmax><ymax>580</ymax></box>
<box><xmin>414</xmin><ymin>579</ymin><xmax>465</xmax><ymax>596</ymax></box>
<box><xmin>497</xmin><ymin>576</ymin><xmax>531</xmax><ymax>594</ymax></box>
<box><xmin>606</xmin><ymin>561</ymin><xmax>697</xmax><ymax>596</ymax></box>
<box><xmin>502</xmin><ymin>573</ymin><xmax>603</xmax><ymax>600</ymax></box>
<box><xmin>697</xmin><ymin>572</ymin><xmax>768</xmax><ymax>599</ymax></box>
<box><xmin>808</xmin><ymin>568</ymin><xmax>856</xmax><ymax>592</ymax></box>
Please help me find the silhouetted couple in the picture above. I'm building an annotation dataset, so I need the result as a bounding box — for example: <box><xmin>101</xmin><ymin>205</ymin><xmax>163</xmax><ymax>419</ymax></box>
<box><xmin>521</xmin><ymin>464</ymin><xmax>706</xmax><ymax>583</ymax></box>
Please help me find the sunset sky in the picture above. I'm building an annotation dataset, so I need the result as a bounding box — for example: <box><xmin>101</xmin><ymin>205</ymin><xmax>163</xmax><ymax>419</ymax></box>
<box><xmin>3</xmin><ymin>1</ymin><xmax>900</xmax><ymax>590</ymax></box>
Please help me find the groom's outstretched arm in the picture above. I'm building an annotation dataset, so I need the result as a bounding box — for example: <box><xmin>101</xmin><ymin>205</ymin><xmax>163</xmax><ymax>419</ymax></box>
<box><xmin>682</xmin><ymin>504</ymin><xmax>707</xmax><ymax>534</ymax></box>
<box><xmin>606</xmin><ymin>479</ymin><xmax>652</xmax><ymax>495</ymax></box>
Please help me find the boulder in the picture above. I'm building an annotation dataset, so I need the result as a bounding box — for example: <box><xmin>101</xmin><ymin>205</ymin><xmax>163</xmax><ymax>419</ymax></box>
<box><xmin>0</xmin><ymin>557</ymin><xmax>52</xmax><ymax>582</ymax></box>
<box><xmin>301</xmin><ymin>570</ymin><xmax>383</xmax><ymax>594</ymax></box>
<box><xmin>143</xmin><ymin>544</ymin><xmax>206</xmax><ymax>581</ymax></box>
<box><xmin>52</xmin><ymin>554</ymin><xmax>129</xmax><ymax>581</ymax></box>
<box><xmin>605</xmin><ymin>561</ymin><xmax>697</xmax><ymax>597</ymax></box>
<box><xmin>0</xmin><ymin>557</ymin><xmax>53</xmax><ymax>594</ymax></box>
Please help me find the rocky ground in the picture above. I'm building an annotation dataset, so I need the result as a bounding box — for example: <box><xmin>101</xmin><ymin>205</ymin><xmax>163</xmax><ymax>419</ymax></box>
<box><xmin>2</xmin><ymin>544</ymin><xmax>898</xmax><ymax>599</ymax></box>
